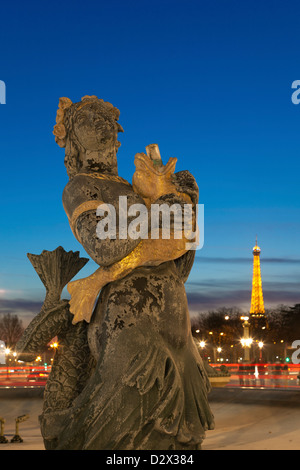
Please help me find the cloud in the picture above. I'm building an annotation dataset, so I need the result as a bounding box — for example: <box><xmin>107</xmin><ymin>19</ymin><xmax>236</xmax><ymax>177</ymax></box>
<box><xmin>194</xmin><ymin>256</ymin><xmax>300</xmax><ymax>264</ymax></box>
<box><xmin>0</xmin><ymin>298</ymin><xmax>42</xmax><ymax>312</ymax></box>
<box><xmin>187</xmin><ymin>278</ymin><xmax>300</xmax><ymax>290</ymax></box>
<box><xmin>0</xmin><ymin>298</ymin><xmax>43</xmax><ymax>328</ymax></box>
<box><xmin>186</xmin><ymin>285</ymin><xmax>300</xmax><ymax>316</ymax></box>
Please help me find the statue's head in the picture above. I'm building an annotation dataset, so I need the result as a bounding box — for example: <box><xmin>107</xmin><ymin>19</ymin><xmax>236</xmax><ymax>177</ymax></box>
<box><xmin>53</xmin><ymin>95</ymin><xmax>124</xmax><ymax>177</ymax></box>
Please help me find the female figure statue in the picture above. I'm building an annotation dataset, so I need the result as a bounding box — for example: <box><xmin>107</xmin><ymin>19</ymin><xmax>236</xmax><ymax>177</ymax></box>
<box><xmin>18</xmin><ymin>95</ymin><xmax>214</xmax><ymax>450</ymax></box>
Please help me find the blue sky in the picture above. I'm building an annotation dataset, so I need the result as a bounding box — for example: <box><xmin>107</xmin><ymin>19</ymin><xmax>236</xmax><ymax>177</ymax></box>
<box><xmin>0</xmin><ymin>0</ymin><xmax>299</xmax><ymax>326</ymax></box>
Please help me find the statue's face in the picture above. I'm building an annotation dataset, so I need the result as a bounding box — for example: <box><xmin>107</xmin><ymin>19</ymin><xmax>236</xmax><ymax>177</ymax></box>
<box><xmin>73</xmin><ymin>102</ymin><xmax>118</xmax><ymax>152</ymax></box>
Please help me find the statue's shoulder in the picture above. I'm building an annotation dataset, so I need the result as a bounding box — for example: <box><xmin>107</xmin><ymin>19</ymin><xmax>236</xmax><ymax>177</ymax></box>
<box><xmin>64</xmin><ymin>172</ymin><xmax>131</xmax><ymax>193</ymax></box>
<box><xmin>62</xmin><ymin>172</ymin><xmax>141</xmax><ymax>221</ymax></box>
<box><xmin>173</xmin><ymin>170</ymin><xmax>199</xmax><ymax>204</ymax></box>
<box><xmin>63</xmin><ymin>172</ymin><xmax>132</xmax><ymax>204</ymax></box>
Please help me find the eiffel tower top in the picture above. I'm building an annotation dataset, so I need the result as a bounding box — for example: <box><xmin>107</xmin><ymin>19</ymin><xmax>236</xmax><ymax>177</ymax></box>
<box><xmin>252</xmin><ymin>235</ymin><xmax>261</xmax><ymax>254</ymax></box>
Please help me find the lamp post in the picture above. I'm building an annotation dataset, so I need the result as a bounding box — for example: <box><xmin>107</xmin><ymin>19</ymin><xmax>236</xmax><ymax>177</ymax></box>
<box><xmin>258</xmin><ymin>341</ymin><xmax>264</xmax><ymax>361</ymax></box>
<box><xmin>240</xmin><ymin>316</ymin><xmax>252</xmax><ymax>362</ymax></box>
<box><xmin>49</xmin><ymin>339</ymin><xmax>59</xmax><ymax>367</ymax></box>
<box><xmin>5</xmin><ymin>348</ymin><xmax>10</xmax><ymax>380</ymax></box>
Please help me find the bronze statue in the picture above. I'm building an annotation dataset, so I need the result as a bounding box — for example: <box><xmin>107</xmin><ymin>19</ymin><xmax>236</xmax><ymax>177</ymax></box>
<box><xmin>16</xmin><ymin>95</ymin><xmax>214</xmax><ymax>450</ymax></box>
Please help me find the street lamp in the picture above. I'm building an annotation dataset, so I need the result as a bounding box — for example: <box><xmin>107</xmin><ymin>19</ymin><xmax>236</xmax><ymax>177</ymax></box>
<box><xmin>240</xmin><ymin>316</ymin><xmax>252</xmax><ymax>362</ymax></box>
<box><xmin>258</xmin><ymin>341</ymin><xmax>264</xmax><ymax>361</ymax></box>
<box><xmin>4</xmin><ymin>349</ymin><xmax>10</xmax><ymax>380</ymax></box>
<box><xmin>240</xmin><ymin>338</ymin><xmax>253</xmax><ymax>348</ymax></box>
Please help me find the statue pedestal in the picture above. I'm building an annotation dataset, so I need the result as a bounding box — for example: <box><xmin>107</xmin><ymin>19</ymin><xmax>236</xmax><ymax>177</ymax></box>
<box><xmin>209</xmin><ymin>376</ymin><xmax>231</xmax><ymax>388</ymax></box>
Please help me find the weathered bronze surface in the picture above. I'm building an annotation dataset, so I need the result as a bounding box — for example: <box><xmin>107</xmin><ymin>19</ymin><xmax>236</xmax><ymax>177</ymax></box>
<box><xmin>16</xmin><ymin>95</ymin><xmax>214</xmax><ymax>450</ymax></box>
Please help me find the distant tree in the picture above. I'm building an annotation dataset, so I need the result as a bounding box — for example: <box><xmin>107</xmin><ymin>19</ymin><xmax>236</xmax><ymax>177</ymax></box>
<box><xmin>266</xmin><ymin>304</ymin><xmax>300</xmax><ymax>343</ymax></box>
<box><xmin>191</xmin><ymin>307</ymin><xmax>244</xmax><ymax>344</ymax></box>
<box><xmin>0</xmin><ymin>313</ymin><xmax>24</xmax><ymax>349</ymax></box>
<box><xmin>285</xmin><ymin>304</ymin><xmax>300</xmax><ymax>339</ymax></box>
<box><xmin>191</xmin><ymin>307</ymin><xmax>246</xmax><ymax>361</ymax></box>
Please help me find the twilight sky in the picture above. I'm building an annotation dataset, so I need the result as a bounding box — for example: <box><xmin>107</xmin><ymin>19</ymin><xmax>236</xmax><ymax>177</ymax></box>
<box><xmin>0</xmin><ymin>0</ymin><xmax>299</xmax><ymax>327</ymax></box>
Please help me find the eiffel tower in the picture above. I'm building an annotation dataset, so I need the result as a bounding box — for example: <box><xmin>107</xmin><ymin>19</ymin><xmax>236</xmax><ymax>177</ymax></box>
<box><xmin>250</xmin><ymin>237</ymin><xmax>267</xmax><ymax>331</ymax></box>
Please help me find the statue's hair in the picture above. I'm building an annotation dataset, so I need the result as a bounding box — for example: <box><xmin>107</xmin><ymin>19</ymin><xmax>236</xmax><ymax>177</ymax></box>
<box><xmin>53</xmin><ymin>95</ymin><xmax>124</xmax><ymax>148</ymax></box>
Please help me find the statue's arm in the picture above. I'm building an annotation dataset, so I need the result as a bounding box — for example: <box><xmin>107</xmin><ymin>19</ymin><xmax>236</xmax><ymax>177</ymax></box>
<box><xmin>63</xmin><ymin>178</ymin><xmax>146</xmax><ymax>267</ymax></box>
<box><xmin>75</xmin><ymin>210</ymin><xmax>142</xmax><ymax>267</ymax></box>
